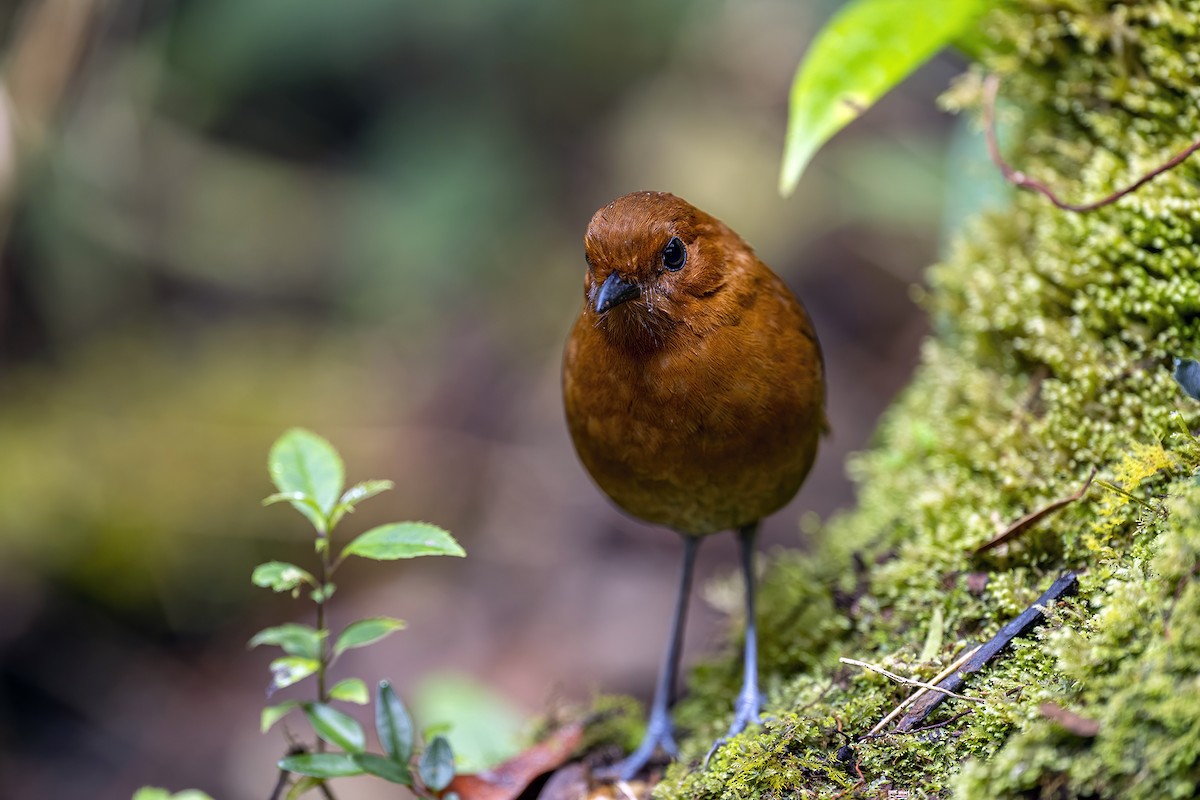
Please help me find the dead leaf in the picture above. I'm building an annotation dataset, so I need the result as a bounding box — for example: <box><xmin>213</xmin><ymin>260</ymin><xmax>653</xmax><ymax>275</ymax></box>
<box><xmin>449</xmin><ymin>722</ymin><xmax>584</xmax><ymax>800</ymax></box>
<box><xmin>1039</xmin><ymin>702</ymin><xmax>1100</xmax><ymax>737</ymax></box>
<box><xmin>971</xmin><ymin>468</ymin><xmax>1096</xmax><ymax>556</ymax></box>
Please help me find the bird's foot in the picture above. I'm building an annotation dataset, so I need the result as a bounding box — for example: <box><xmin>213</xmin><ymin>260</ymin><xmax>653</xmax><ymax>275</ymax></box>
<box><xmin>595</xmin><ymin>708</ymin><xmax>678</xmax><ymax>782</ymax></box>
<box><xmin>703</xmin><ymin>689</ymin><xmax>765</xmax><ymax>768</ymax></box>
<box><xmin>725</xmin><ymin>686</ymin><xmax>764</xmax><ymax>737</ymax></box>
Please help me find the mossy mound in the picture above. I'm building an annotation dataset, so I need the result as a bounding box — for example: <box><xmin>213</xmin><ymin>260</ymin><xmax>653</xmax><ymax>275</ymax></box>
<box><xmin>656</xmin><ymin>1</ymin><xmax>1200</xmax><ymax>797</ymax></box>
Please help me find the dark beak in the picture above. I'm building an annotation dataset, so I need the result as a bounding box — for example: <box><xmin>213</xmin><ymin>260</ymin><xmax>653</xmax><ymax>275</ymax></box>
<box><xmin>594</xmin><ymin>272</ymin><xmax>641</xmax><ymax>314</ymax></box>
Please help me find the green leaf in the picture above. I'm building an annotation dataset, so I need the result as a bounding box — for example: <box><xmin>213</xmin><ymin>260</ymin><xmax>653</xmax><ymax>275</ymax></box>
<box><xmin>333</xmin><ymin>617</ymin><xmax>407</xmax><ymax>659</ymax></box>
<box><xmin>284</xmin><ymin>777</ymin><xmax>324</xmax><ymax>800</ymax></box>
<box><xmin>310</xmin><ymin>582</ymin><xmax>336</xmax><ymax>603</ymax></box>
<box><xmin>329</xmin><ymin>678</ymin><xmax>369</xmax><ymax>705</ymax></box>
<box><xmin>269</xmin><ymin>657</ymin><xmax>319</xmax><ymax>692</ymax></box>
<box><xmin>353</xmin><ymin>753</ymin><xmax>413</xmax><ymax>785</ymax></box>
<box><xmin>920</xmin><ymin>606</ymin><xmax>945</xmax><ymax>662</ymax></box>
<box><xmin>249</xmin><ymin>623</ymin><xmax>323</xmax><ymax>659</ymax></box>
<box><xmin>279</xmin><ymin>752</ymin><xmax>364</xmax><ymax>778</ymax></box>
<box><xmin>132</xmin><ymin>790</ymin><xmax>214</xmax><ymax>800</ymax></box>
<box><xmin>419</xmin><ymin>735</ymin><xmax>456</xmax><ymax>792</ymax></box>
<box><xmin>268</xmin><ymin>428</ymin><xmax>345</xmax><ymax>531</ymax></box>
<box><xmin>262</xmin><ymin>491</ymin><xmax>321</xmax><ymax>511</ymax></box>
<box><xmin>261</xmin><ymin>700</ymin><xmax>301</xmax><ymax>733</ymax></box>
<box><xmin>252</xmin><ymin>561</ymin><xmax>315</xmax><ymax>593</ymax></box>
<box><xmin>328</xmin><ymin>479</ymin><xmax>395</xmax><ymax>529</ymax></box>
<box><xmin>779</xmin><ymin>0</ymin><xmax>988</xmax><ymax>195</ymax></box>
<box><xmin>375</xmin><ymin>680</ymin><xmax>414</xmax><ymax>763</ymax></box>
<box><xmin>341</xmin><ymin>522</ymin><xmax>465</xmax><ymax>562</ymax></box>
<box><xmin>339</xmin><ymin>479</ymin><xmax>394</xmax><ymax>506</ymax></box>
<box><xmin>304</xmin><ymin>702</ymin><xmax>367</xmax><ymax>753</ymax></box>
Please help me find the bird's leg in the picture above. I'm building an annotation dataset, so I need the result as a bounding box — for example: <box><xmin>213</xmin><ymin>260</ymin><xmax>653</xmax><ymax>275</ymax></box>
<box><xmin>726</xmin><ymin>521</ymin><xmax>764</xmax><ymax>735</ymax></box>
<box><xmin>598</xmin><ymin>533</ymin><xmax>700</xmax><ymax>781</ymax></box>
<box><xmin>705</xmin><ymin>522</ymin><xmax>764</xmax><ymax>768</ymax></box>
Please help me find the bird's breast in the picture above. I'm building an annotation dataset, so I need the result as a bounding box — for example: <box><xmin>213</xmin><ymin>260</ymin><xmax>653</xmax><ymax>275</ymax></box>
<box><xmin>563</xmin><ymin>297</ymin><xmax>824</xmax><ymax>535</ymax></box>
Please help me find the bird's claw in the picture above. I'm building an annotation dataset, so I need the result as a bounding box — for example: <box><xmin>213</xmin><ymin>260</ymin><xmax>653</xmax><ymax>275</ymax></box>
<box><xmin>595</xmin><ymin>710</ymin><xmax>678</xmax><ymax>782</ymax></box>
<box><xmin>725</xmin><ymin>688</ymin><xmax>765</xmax><ymax>738</ymax></box>
<box><xmin>703</xmin><ymin>691</ymin><xmax>767</xmax><ymax>770</ymax></box>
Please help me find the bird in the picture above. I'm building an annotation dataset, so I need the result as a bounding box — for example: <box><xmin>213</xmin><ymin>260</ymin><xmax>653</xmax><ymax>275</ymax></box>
<box><xmin>562</xmin><ymin>190</ymin><xmax>826</xmax><ymax>779</ymax></box>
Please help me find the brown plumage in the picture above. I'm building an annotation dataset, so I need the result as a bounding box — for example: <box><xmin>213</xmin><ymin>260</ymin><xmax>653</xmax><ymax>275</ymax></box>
<box><xmin>564</xmin><ymin>191</ymin><xmax>825</xmax><ymax>534</ymax></box>
<box><xmin>561</xmin><ymin>190</ymin><xmax>827</xmax><ymax>779</ymax></box>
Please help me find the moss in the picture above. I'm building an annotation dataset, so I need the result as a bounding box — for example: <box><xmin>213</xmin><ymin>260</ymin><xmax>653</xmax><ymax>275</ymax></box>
<box><xmin>580</xmin><ymin>694</ymin><xmax>648</xmax><ymax>755</ymax></box>
<box><xmin>651</xmin><ymin>1</ymin><xmax>1200</xmax><ymax>797</ymax></box>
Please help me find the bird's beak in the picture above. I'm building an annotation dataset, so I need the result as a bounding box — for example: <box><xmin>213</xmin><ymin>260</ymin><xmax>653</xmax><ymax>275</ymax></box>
<box><xmin>594</xmin><ymin>272</ymin><xmax>641</xmax><ymax>314</ymax></box>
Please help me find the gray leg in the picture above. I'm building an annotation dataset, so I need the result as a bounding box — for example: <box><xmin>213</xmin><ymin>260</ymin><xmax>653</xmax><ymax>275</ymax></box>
<box><xmin>598</xmin><ymin>533</ymin><xmax>700</xmax><ymax>781</ymax></box>
<box><xmin>705</xmin><ymin>521</ymin><xmax>764</xmax><ymax>766</ymax></box>
<box><xmin>726</xmin><ymin>521</ymin><xmax>763</xmax><ymax>735</ymax></box>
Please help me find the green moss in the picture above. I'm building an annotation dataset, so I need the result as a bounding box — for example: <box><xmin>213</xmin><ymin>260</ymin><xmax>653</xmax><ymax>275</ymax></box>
<box><xmin>651</xmin><ymin>1</ymin><xmax>1200</xmax><ymax>797</ymax></box>
<box><xmin>580</xmin><ymin>694</ymin><xmax>648</xmax><ymax>755</ymax></box>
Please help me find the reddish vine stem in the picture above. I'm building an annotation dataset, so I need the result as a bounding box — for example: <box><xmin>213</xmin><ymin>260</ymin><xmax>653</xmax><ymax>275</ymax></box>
<box><xmin>982</xmin><ymin>73</ymin><xmax>1200</xmax><ymax>213</ymax></box>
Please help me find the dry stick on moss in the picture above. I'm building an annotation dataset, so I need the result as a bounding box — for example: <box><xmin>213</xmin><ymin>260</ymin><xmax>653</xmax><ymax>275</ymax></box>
<box><xmin>840</xmin><ymin>658</ymin><xmax>985</xmax><ymax>705</ymax></box>
<box><xmin>894</xmin><ymin>572</ymin><xmax>1080</xmax><ymax>732</ymax></box>
<box><xmin>862</xmin><ymin>710</ymin><xmax>974</xmax><ymax>742</ymax></box>
<box><xmin>971</xmin><ymin>468</ymin><xmax>1097</xmax><ymax>556</ymax></box>
<box><xmin>866</xmin><ymin>645</ymin><xmax>982</xmax><ymax>736</ymax></box>
<box><xmin>982</xmin><ymin>74</ymin><xmax>1200</xmax><ymax>213</ymax></box>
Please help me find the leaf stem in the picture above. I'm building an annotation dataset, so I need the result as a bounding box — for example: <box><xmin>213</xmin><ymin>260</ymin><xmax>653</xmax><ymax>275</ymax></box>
<box><xmin>315</xmin><ymin>530</ymin><xmax>333</xmax><ymax>752</ymax></box>
<box><xmin>317</xmin><ymin>550</ymin><xmax>332</xmax><ymax>696</ymax></box>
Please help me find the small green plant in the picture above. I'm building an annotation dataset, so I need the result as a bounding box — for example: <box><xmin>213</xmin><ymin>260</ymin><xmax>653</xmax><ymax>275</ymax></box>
<box><xmin>252</xmin><ymin>428</ymin><xmax>466</xmax><ymax>799</ymax></box>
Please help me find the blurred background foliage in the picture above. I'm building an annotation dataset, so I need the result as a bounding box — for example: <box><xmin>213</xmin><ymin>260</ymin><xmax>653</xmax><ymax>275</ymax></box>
<box><xmin>0</xmin><ymin>0</ymin><xmax>988</xmax><ymax>797</ymax></box>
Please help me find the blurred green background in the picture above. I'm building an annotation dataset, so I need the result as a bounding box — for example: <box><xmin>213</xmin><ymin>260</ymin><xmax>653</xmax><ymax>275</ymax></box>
<box><xmin>0</xmin><ymin>0</ymin><xmax>985</xmax><ymax>797</ymax></box>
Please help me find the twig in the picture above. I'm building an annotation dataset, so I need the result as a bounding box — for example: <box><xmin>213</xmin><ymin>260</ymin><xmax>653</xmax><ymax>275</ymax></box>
<box><xmin>971</xmin><ymin>468</ymin><xmax>1097</xmax><ymax>556</ymax></box>
<box><xmin>895</xmin><ymin>572</ymin><xmax>1079</xmax><ymax>732</ymax></box>
<box><xmin>1094</xmin><ymin>479</ymin><xmax>1167</xmax><ymax>515</ymax></box>
<box><xmin>839</xmin><ymin>658</ymin><xmax>984</xmax><ymax>704</ymax></box>
<box><xmin>866</xmin><ymin>645</ymin><xmax>981</xmax><ymax>736</ymax></box>
<box><xmin>267</xmin><ymin>768</ymin><xmax>290</xmax><ymax>800</ymax></box>
<box><xmin>982</xmin><ymin>73</ymin><xmax>1200</xmax><ymax>213</ymax></box>
<box><xmin>862</xmin><ymin>710</ymin><xmax>974</xmax><ymax>741</ymax></box>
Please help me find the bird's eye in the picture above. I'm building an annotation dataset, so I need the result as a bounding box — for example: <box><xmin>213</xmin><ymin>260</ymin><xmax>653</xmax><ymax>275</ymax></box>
<box><xmin>661</xmin><ymin>236</ymin><xmax>686</xmax><ymax>271</ymax></box>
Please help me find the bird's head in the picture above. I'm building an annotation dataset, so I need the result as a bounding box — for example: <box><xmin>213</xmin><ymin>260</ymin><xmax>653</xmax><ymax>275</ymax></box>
<box><xmin>581</xmin><ymin>191</ymin><xmax>750</xmax><ymax>347</ymax></box>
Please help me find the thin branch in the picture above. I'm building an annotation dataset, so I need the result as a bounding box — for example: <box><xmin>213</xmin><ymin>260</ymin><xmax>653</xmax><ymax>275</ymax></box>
<box><xmin>866</xmin><ymin>646</ymin><xmax>981</xmax><ymax>736</ymax></box>
<box><xmin>1093</xmin><ymin>479</ymin><xmax>1167</xmax><ymax>516</ymax></box>
<box><xmin>267</xmin><ymin>768</ymin><xmax>290</xmax><ymax>800</ymax></box>
<box><xmin>862</xmin><ymin>710</ymin><xmax>974</xmax><ymax>741</ymax></box>
<box><xmin>983</xmin><ymin>73</ymin><xmax>1200</xmax><ymax>213</ymax></box>
<box><xmin>839</xmin><ymin>658</ymin><xmax>984</xmax><ymax>704</ymax></box>
<box><xmin>895</xmin><ymin>572</ymin><xmax>1079</xmax><ymax>732</ymax></box>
